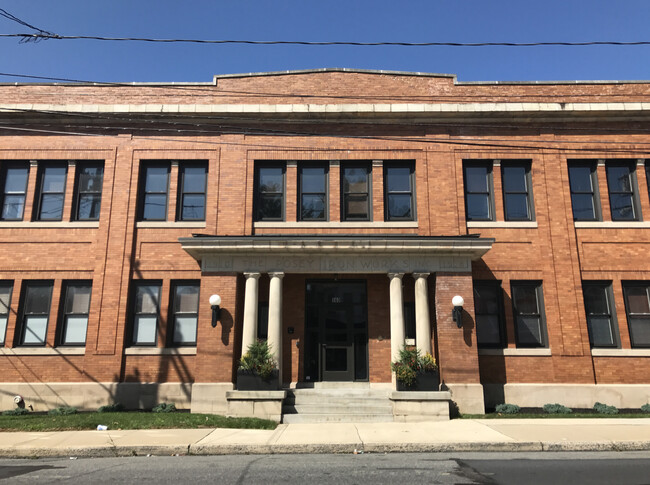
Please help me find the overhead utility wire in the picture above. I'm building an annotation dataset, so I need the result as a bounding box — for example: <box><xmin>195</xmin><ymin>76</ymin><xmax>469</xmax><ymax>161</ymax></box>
<box><xmin>0</xmin><ymin>8</ymin><xmax>56</xmax><ymax>40</ymax></box>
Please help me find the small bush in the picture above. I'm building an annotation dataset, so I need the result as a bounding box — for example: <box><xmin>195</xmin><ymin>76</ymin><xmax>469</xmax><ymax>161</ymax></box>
<box><xmin>98</xmin><ymin>403</ymin><xmax>125</xmax><ymax>413</ymax></box>
<box><xmin>2</xmin><ymin>407</ymin><xmax>30</xmax><ymax>416</ymax></box>
<box><xmin>593</xmin><ymin>402</ymin><xmax>619</xmax><ymax>415</ymax></box>
<box><xmin>543</xmin><ymin>403</ymin><xmax>573</xmax><ymax>414</ymax></box>
<box><xmin>640</xmin><ymin>403</ymin><xmax>650</xmax><ymax>413</ymax></box>
<box><xmin>48</xmin><ymin>406</ymin><xmax>78</xmax><ymax>416</ymax></box>
<box><xmin>239</xmin><ymin>340</ymin><xmax>277</xmax><ymax>380</ymax></box>
<box><xmin>495</xmin><ymin>403</ymin><xmax>520</xmax><ymax>414</ymax></box>
<box><xmin>152</xmin><ymin>402</ymin><xmax>176</xmax><ymax>413</ymax></box>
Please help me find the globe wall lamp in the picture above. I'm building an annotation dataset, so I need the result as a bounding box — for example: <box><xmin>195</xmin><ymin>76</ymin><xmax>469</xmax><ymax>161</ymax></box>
<box><xmin>452</xmin><ymin>295</ymin><xmax>464</xmax><ymax>328</ymax></box>
<box><xmin>210</xmin><ymin>294</ymin><xmax>222</xmax><ymax>327</ymax></box>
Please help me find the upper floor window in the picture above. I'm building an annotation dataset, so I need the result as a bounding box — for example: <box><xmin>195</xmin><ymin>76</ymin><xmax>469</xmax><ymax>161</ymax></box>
<box><xmin>59</xmin><ymin>281</ymin><xmax>92</xmax><ymax>346</ymax></box>
<box><xmin>568</xmin><ymin>162</ymin><xmax>600</xmax><ymax>221</ymax></box>
<box><xmin>606</xmin><ymin>161</ymin><xmax>640</xmax><ymax>221</ymax></box>
<box><xmin>130</xmin><ymin>282</ymin><xmax>161</xmax><ymax>345</ymax></box>
<box><xmin>622</xmin><ymin>282</ymin><xmax>650</xmax><ymax>348</ymax></box>
<box><xmin>178</xmin><ymin>164</ymin><xmax>207</xmax><ymax>221</ymax></box>
<box><xmin>511</xmin><ymin>281</ymin><xmax>547</xmax><ymax>348</ymax></box>
<box><xmin>74</xmin><ymin>163</ymin><xmax>104</xmax><ymax>221</ymax></box>
<box><xmin>473</xmin><ymin>281</ymin><xmax>505</xmax><ymax>348</ymax></box>
<box><xmin>384</xmin><ymin>162</ymin><xmax>415</xmax><ymax>221</ymax></box>
<box><xmin>299</xmin><ymin>164</ymin><xmax>328</xmax><ymax>221</ymax></box>
<box><xmin>341</xmin><ymin>164</ymin><xmax>371</xmax><ymax>221</ymax></box>
<box><xmin>35</xmin><ymin>163</ymin><xmax>67</xmax><ymax>221</ymax></box>
<box><xmin>0</xmin><ymin>163</ymin><xmax>29</xmax><ymax>221</ymax></box>
<box><xmin>463</xmin><ymin>162</ymin><xmax>494</xmax><ymax>221</ymax></box>
<box><xmin>170</xmin><ymin>282</ymin><xmax>199</xmax><ymax>346</ymax></box>
<box><xmin>582</xmin><ymin>281</ymin><xmax>618</xmax><ymax>348</ymax></box>
<box><xmin>0</xmin><ymin>282</ymin><xmax>13</xmax><ymax>346</ymax></box>
<box><xmin>254</xmin><ymin>163</ymin><xmax>285</xmax><ymax>221</ymax></box>
<box><xmin>17</xmin><ymin>281</ymin><xmax>53</xmax><ymax>346</ymax></box>
<box><xmin>139</xmin><ymin>163</ymin><xmax>170</xmax><ymax>221</ymax></box>
<box><xmin>501</xmin><ymin>162</ymin><xmax>534</xmax><ymax>221</ymax></box>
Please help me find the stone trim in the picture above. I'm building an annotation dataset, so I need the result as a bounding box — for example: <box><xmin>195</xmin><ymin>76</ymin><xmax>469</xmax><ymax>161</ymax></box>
<box><xmin>574</xmin><ymin>221</ymin><xmax>650</xmax><ymax>229</ymax></box>
<box><xmin>467</xmin><ymin>221</ymin><xmax>538</xmax><ymax>229</ymax></box>
<box><xmin>136</xmin><ymin>221</ymin><xmax>206</xmax><ymax>229</ymax></box>
<box><xmin>0</xmin><ymin>347</ymin><xmax>85</xmax><ymax>356</ymax></box>
<box><xmin>591</xmin><ymin>348</ymin><xmax>650</xmax><ymax>357</ymax></box>
<box><xmin>478</xmin><ymin>348</ymin><xmax>552</xmax><ymax>356</ymax></box>
<box><xmin>254</xmin><ymin>221</ymin><xmax>418</xmax><ymax>229</ymax></box>
<box><xmin>0</xmin><ymin>221</ymin><xmax>99</xmax><ymax>229</ymax></box>
<box><xmin>124</xmin><ymin>347</ymin><xmax>197</xmax><ymax>356</ymax></box>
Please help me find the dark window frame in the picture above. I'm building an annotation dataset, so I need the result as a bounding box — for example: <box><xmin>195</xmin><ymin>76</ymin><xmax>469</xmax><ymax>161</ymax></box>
<box><xmin>622</xmin><ymin>281</ymin><xmax>650</xmax><ymax>348</ymax></box>
<box><xmin>501</xmin><ymin>161</ymin><xmax>535</xmax><ymax>221</ymax></box>
<box><xmin>73</xmin><ymin>162</ymin><xmax>104</xmax><ymax>221</ymax></box>
<box><xmin>298</xmin><ymin>163</ymin><xmax>329</xmax><ymax>222</ymax></box>
<box><xmin>0</xmin><ymin>162</ymin><xmax>29</xmax><ymax>221</ymax></box>
<box><xmin>169</xmin><ymin>280</ymin><xmax>200</xmax><ymax>347</ymax></box>
<box><xmin>568</xmin><ymin>161</ymin><xmax>601</xmax><ymax>221</ymax></box>
<box><xmin>403</xmin><ymin>301</ymin><xmax>416</xmax><ymax>341</ymax></box>
<box><xmin>257</xmin><ymin>301</ymin><xmax>269</xmax><ymax>340</ymax></box>
<box><xmin>384</xmin><ymin>161</ymin><xmax>416</xmax><ymax>222</ymax></box>
<box><xmin>129</xmin><ymin>281</ymin><xmax>162</xmax><ymax>346</ymax></box>
<box><xmin>582</xmin><ymin>281</ymin><xmax>619</xmax><ymax>349</ymax></box>
<box><xmin>16</xmin><ymin>280</ymin><xmax>53</xmax><ymax>347</ymax></box>
<box><xmin>177</xmin><ymin>162</ymin><xmax>207</xmax><ymax>222</ymax></box>
<box><xmin>341</xmin><ymin>163</ymin><xmax>372</xmax><ymax>221</ymax></box>
<box><xmin>34</xmin><ymin>162</ymin><xmax>67</xmax><ymax>221</ymax></box>
<box><xmin>0</xmin><ymin>280</ymin><xmax>13</xmax><ymax>346</ymax></box>
<box><xmin>138</xmin><ymin>162</ymin><xmax>170</xmax><ymax>221</ymax></box>
<box><xmin>606</xmin><ymin>160</ymin><xmax>641</xmax><ymax>221</ymax></box>
<box><xmin>254</xmin><ymin>162</ymin><xmax>286</xmax><ymax>222</ymax></box>
<box><xmin>58</xmin><ymin>280</ymin><xmax>92</xmax><ymax>346</ymax></box>
<box><xmin>511</xmin><ymin>281</ymin><xmax>548</xmax><ymax>348</ymax></box>
<box><xmin>473</xmin><ymin>280</ymin><xmax>506</xmax><ymax>348</ymax></box>
<box><xmin>463</xmin><ymin>161</ymin><xmax>495</xmax><ymax>222</ymax></box>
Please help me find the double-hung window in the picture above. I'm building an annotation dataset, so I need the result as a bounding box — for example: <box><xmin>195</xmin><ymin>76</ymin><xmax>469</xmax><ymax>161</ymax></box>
<box><xmin>568</xmin><ymin>162</ymin><xmax>600</xmax><ymax>221</ymax></box>
<box><xmin>170</xmin><ymin>282</ymin><xmax>199</xmax><ymax>346</ymax></box>
<box><xmin>384</xmin><ymin>162</ymin><xmax>415</xmax><ymax>221</ymax></box>
<box><xmin>473</xmin><ymin>281</ymin><xmax>505</xmax><ymax>347</ymax></box>
<box><xmin>59</xmin><ymin>282</ymin><xmax>92</xmax><ymax>346</ymax></box>
<box><xmin>35</xmin><ymin>163</ymin><xmax>67</xmax><ymax>221</ymax></box>
<box><xmin>501</xmin><ymin>162</ymin><xmax>534</xmax><ymax>221</ymax></box>
<box><xmin>139</xmin><ymin>163</ymin><xmax>170</xmax><ymax>221</ymax></box>
<box><xmin>0</xmin><ymin>282</ymin><xmax>13</xmax><ymax>346</ymax></box>
<box><xmin>622</xmin><ymin>283</ymin><xmax>650</xmax><ymax>347</ymax></box>
<box><xmin>131</xmin><ymin>282</ymin><xmax>161</xmax><ymax>345</ymax></box>
<box><xmin>0</xmin><ymin>163</ymin><xmax>29</xmax><ymax>221</ymax></box>
<box><xmin>178</xmin><ymin>164</ymin><xmax>207</xmax><ymax>221</ymax></box>
<box><xmin>255</xmin><ymin>164</ymin><xmax>285</xmax><ymax>221</ymax></box>
<box><xmin>74</xmin><ymin>163</ymin><xmax>104</xmax><ymax>221</ymax></box>
<box><xmin>18</xmin><ymin>281</ymin><xmax>53</xmax><ymax>346</ymax></box>
<box><xmin>582</xmin><ymin>282</ymin><xmax>618</xmax><ymax>348</ymax></box>
<box><xmin>511</xmin><ymin>281</ymin><xmax>547</xmax><ymax>348</ymax></box>
<box><xmin>463</xmin><ymin>162</ymin><xmax>494</xmax><ymax>221</ymax></box>
<box><xmin>341</xmin><ymin>164</ymin><xmax>371</xmax><ymax>221</ymax></box>
<box><xmin>299</xmin><ymin>164</ymin><xmax>328</xmax><ymax>221</ymax></box>
<box><xmin>606</xmin><ymin>161</ymin><xmax>640</xmax><ymax>221</ymax></box>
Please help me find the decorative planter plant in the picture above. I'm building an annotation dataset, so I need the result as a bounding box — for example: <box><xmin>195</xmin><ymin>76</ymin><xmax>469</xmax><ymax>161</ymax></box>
<box><xmin>391</xmin><ymin>347</ymin><xmax>440</xmax><ymax>392</ymax></box>
<box><xmin>236</xmin><ymin>340</ymin><xmax>280</xmax><ymax>391</ymax></box>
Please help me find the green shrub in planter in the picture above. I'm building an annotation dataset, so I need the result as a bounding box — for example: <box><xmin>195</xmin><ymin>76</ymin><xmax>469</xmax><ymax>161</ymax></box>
<box><xmin>640</xmin><ymin>403</ymin><xmax>650</xmax><ymax>413</ymax></box>
<box><xmin>495</xmin><ymin>403</ymin><xmax>520</xmax><ymax>414</ymax></box>
<box><xmin>593</xmin><ymin>402</ymin><xmax>619</xmax><ymax>415</ymax></box>
<box><xmin>152</xmin><ymin>402</ymin><xmax>176</xmax><ymax>413</ymax></box>
<box><xmin>48</xmin><ymin>406</ymin><xmax>78</xmax><ymax>415</ymax></box>
<box><xmin>98</xmin><ymin>403</ymin><xmax>125</xmax><ymax>413</ymax></box>
<box><xmin>543</xmin><ymin>403</ymin><xmax>572</xmax><ymax>414</ymax></box>
<box><xmin>2</xmin><ymin>408</ymin><xmax>30</xmax><ymax>416</ymax></box>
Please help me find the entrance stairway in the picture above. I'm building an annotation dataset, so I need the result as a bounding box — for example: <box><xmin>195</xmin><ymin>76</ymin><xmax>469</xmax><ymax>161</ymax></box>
<box><xmin>282</xmin><ymin>387</ymin><xmax>394</xmax><ymax>423</ymax></box>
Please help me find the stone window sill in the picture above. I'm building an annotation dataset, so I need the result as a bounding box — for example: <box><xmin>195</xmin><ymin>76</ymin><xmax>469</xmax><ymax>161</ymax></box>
<box><xmin>591</xmin><ymin>348</ymin><xmax>650</xmax><ymax>357</ymax></box>
<box><xmin>478</xmin><ymin>348</ymin><xmax>551</xmax><ymax>356</ymax></box>
<box><xmin>0</xmin><ymin>347</ymin><xmax>85</xmax><ymax>355</ymax></box>
<box><xmin>254</xmin><ymin>221</ymin><xmax>418</xmax><ymax>229</ymax></box>
<box><xmin>0</xmin><ymin>221</ymin><xmax>99</xmax><ymax>229</ymax></box>
<box><xmin>574</xmin><ymin>221</ymin><xmax>650</xmax><ymax>229</ymax></box>
<box><xmin>467</xmin><ymin>221</ymin><xmax>537</xmax><ymax>229</ymax></box>
<box><xmin>124</xmin><ymin>347</ymin><xmax>197</xmax><ymax>355</ymax></box>
<box><xmin>136</xmin><ymin>221</ymin><xmax>206</xmax><ymax>229</ymax></box>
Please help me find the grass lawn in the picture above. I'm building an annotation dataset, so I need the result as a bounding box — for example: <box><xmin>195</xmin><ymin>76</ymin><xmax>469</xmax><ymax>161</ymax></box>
<box><xmin>461</xmin><ymin>412</ymin><xmax>650</xmax><ymax>419</ymax></box>
<box><xmin>0</xmin><ymin>411</ymin><xmax>278</xmax><ymax>432</ymax></box>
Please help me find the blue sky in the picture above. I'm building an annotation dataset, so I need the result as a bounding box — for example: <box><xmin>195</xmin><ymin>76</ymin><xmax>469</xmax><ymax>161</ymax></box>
<box><xmin>0</xmin><ymin>0</ymin><xmax>648</xmax><ymax>83</ymax></box>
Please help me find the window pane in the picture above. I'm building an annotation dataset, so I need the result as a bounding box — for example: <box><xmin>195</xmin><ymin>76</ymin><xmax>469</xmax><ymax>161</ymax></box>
<box><xmin>42</xmin><ymin>167</ymin><xmax>66</xmax><ymax>193</ymax></box>
<box><xmin>569</xmin><ymin>165</ymin><xmax>593</xmax><ymax>193</ymax></box>
<box><xmin>0</xmin><ymin>286</ymin><xmax>10</xmax><ymax>313</ymax></box>
<box><xmin>583</xmin><ymin>285</ymin><xmax>609</xmax><ymax>315</ymax></box>
<box><xmin>65</xmin><ymin>285</ymin><xmax>91</xmax><ymax>314</ymax></box>
<box><xmin>588</xmin><ymin>316</ymin><xmax>614</xmax><ymax>347</ymax></box>
<box><xmin>2</xmin><ymin>194</ymin><xmax>25</xmax><ymax>220</ymax></box>
<box><xmin>516</xmin><ymin>316</ymin><xmax>543</xmax><ymax>346</ymax></box>
<box><xmin>387</xmin><ymin>194</ymin><xmax>412</xmax><ymax>219</ymax></box>
<box><xmin>25</xmin><ymin>285</ymin><xmax>51</xmax><ymax>314</ymax></box>
<box><xmin>386</xmin><ymin>167</ymin><xmax>412</xmax><ymax>192</ymax></box>
<box><xmin>343</xmin><ymin>168</ymin><xmax>368</xmax><ymax>192</ymax></box>
<box><xmin>0</xmin><ymin>316</ymin><xmax>6</xmax><ymax>345</ymax></box>
<box><xmin>344</xmin><ymin>194</ymin><xmax>369</xmax><ymax>219</ymax></box>
<box><xmin>63</xmin><ymin>316</ymin><xmax>88</xmax><ymax>344</ymax></box>
<box><xmin>474</xmin><ymin>286</ymin><xmax>498</xmax><ymax>314</ymax></box>
<box><xmin>607</xmin><ymin>165</ymin><xmax>632</xmax><ymax>192</ymax></box>
<box><xmin>136</xmin><ymin>286</ymin><xmax>159</xmax><ymax>313</ymax></box>
<box><xmin>259</xmin><ymin>168</ymin><xmax>283</xmax><ymax>193</ymax></box>
<box><xmin>466</xmin><ymin>193</ymin><xmax>490</xmax><ymax>220</ymax></box>
<box><xmin>259</xmin><ymin>194</ymin><xmax>282</xmax><ymax>219</ymax></box>
<box><xmin>502</xmin><ymin>165</ymin><xmax>527</xmax><ymax>192</ymax></box>
<box><xmin>504</xmin><ymin>193</ymin><xmax>529</xmax><ymax>220</ymax></box>
<box><xmin>301</xmin><ymin>194</ymin><xmax>325</xmax><ymax>220</ymax></box>
<box><xmin>79</xmin><ymin>166</ymin><xmax>103</xmax><ymax>192</ymax></box>
<box><xmin>133</xmin><ymin>315</ymin><xmax>157</xmax><ymax>344</ymax></box>
<box><xmin>78</xmin><ymin>194</ymin><xmax>102</xmax><ymax>220</ymax></box>
<box><xmin>626</xmin><ymin>287</ymin><xmax>650</xmax><ymax>314</ymax></box>
<box><xmin>465</xmin><ymin>166</ymin><xmax>489</xmax><ymax>192</ymax></box>
<box><xmin>174</xmin><ymin>285</ymin><xmax>199</xmax><ymax>313</ymax></box>
<box><xmin>301</xmin><ymin>167</ymin><xmax>326</xmax><ymax>192</ymax></box>
<box><xmin>4</xmin><ymin>167</ymin><xmax>28</xmax><ymax>193</ymax></box>
<box><xmin>181</xmin><ymin>194</ymin><xmax>205</xmax><ymax>220</ymax></box>
<box><xmin>571</xmin><ymin>193</ymin><xmax>596</xmax><ymax>220</ymax></box>
<box><xmin>39</xmin><ymin>194</ymin><xmax>64</xmax><ymax>220</ymax></box>
<box><xmin>145</xmin><ymin>166</ymin><xmax>168</xmax><ymax>192</ymax></box>
<box><xmin>23</xmin><ymin>316</ymin><xmax>48</xmax><ymax>344</ymax></box>
<box><xmin>513</xmin><ymin>286</ymin><xmax>539</xmax><ymax>314</ymax></box>
<box><xmin>610</xmin><ymin>194</ymin><xmax>635</xmax><ymax>220</ymax></box>
<box><xmin>182</xmin><ymin>166</ymin><xmax>206</xmax><ymax>193</ymax></box>
<box><xmin>173</xmin><ymin>316</ymin><xmax>197</xmax><ymax>344</ymax></box>
<box><xmin>629</xmin><ymin>317</ymin><xmax>650</xmax><ymax>347</ymax></box>
<box><xmin>143</xmin><ymin>194</ymin><xmax>167</xmax><ymax>220</ymax></box>
<box><xmin>476</xmin><ymin>315</ymin><xmax>501</xmax><ymax>345</ymax></box>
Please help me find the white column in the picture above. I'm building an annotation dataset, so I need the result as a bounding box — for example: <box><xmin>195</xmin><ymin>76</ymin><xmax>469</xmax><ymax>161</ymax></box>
<box><xmin>413</xmin><ymin>273</ymin><xmax>432</xmax><ymax>355</ymax></box>
<box><xmin>241</xmin><ymin>272</ymin><xmax>260</xmax><ymax>354</ymax></box>
<box><xmin>388</xmin><ymin>272</ymin><xmax>406</xmax><ymax>363</ymax></box>
<box><xmin>267</xmin><ymin>272</ymin><xmax>284</xmax><ymax>388</ymax></box>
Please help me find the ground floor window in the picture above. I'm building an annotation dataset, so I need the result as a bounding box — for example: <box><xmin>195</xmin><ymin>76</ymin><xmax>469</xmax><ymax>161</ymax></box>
<box><xmin>130</xmin><ymin>282</ymin><xmax>161</xmax><ymax>345</ymax></box>
<box><xmin>18</xmin><ymin>281</ymin><xmax>53</xmax><ymax>346</ymax></box>
<box><xmin>170</xmin><ymin>281</ymin><xmax>199</xmax><ymax>346</ymax></box>
<box><xmin>0</xmin><ymin>281</ymin><xmax>13</xmax><ymax>345</ymax></box>
<box><xmin>473</xmin><ymin>281</ymin><xmax>505</xmax><ymax>348</ymax></box>
<box><xmin>622</xmin><ymin>282</ymin><xmax>650</xmax><ymax>347</ymax></box>
<box><xmin>59</xmin><ymin>281</ymin><xmax>92</xmax><ymax>346</ymax></box>
<box><xmin>582</xmin><ymin>281</ymin><xmax>618</xmax><ymax>348</ymax></box>
<box><xmin>511</xmin><ymin>281</ymin><xmax>547</xmax><ymax>348</ymax></box>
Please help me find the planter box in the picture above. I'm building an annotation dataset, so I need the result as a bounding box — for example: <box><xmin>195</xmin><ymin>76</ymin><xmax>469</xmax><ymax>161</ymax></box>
<box><xmin>396</xmin><ymin>370</ymin><xmax>440</xmax><ymax>392</ymax></box>
<box><xmin>236</xmin><ymin>369</ymin><xmax>280</xmax><ymax>391</ymax></box>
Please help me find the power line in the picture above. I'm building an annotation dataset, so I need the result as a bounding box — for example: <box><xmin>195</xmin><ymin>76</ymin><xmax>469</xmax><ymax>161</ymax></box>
<box><xmin>0</xmin><ymin>8</ymin><xmax>56</xmax><ymax>40</ymax></box>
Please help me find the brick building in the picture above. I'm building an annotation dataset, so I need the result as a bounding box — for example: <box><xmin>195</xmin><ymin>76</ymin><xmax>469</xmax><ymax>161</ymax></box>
<box><xmin>1</xmin><ymin>68</ymin><xmax>649</xmax><ymax>416</ymax></box>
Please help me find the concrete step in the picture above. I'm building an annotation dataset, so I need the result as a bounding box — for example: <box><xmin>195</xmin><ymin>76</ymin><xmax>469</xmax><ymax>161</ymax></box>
<box><xmin>282</xmin><ymin>413</ymin><xmax>394</xmax><ymax>424</ymax></box>
<box><xmin>285</xmin><ymin>395</ymin><xmax>390</xmax><ymax>406</ymax></box>
<box><xmin>283</xmin><ymin>403</ymin><xmax>393</xmax><ymax>415</ymax></box>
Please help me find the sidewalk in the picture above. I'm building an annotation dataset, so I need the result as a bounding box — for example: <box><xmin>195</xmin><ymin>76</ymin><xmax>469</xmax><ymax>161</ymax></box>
<box><xmin>1</xmin><ymin>419</ymin><xmax>650</xmax><ymax>458</ymax></box>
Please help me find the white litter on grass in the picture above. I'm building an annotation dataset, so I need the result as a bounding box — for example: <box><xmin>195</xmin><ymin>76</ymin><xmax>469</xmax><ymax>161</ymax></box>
<box><xmin>96</xmin><ymin>425</ymin><xmax>108</xmax><ymax>431</ymax></box>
